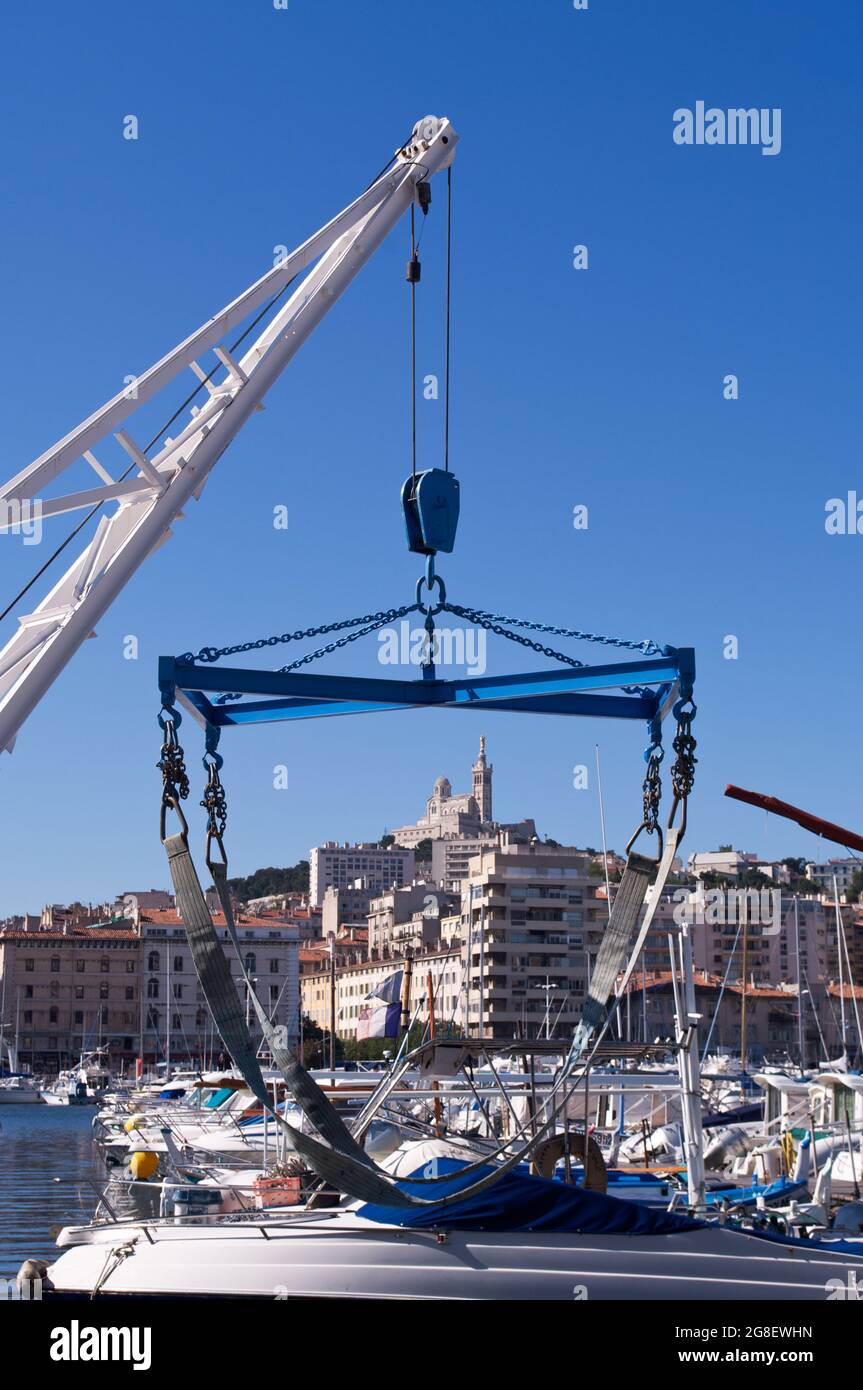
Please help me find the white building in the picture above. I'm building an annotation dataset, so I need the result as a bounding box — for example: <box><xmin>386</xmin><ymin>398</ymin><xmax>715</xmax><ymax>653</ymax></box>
<box><xmin>460</xmin><ymin>843</ymin><xmax>604</xmax><ymax>1040</ymax></box>
<box><xmin>309</xmin><ymin>843</ymin><xmax>415</xmax><ymax>908</ymax></box>
<box><xmin>688</xmin><ymin>849</ymin><xmax>759</xmax><ymax>880</ymax></box>
<box><xmin>806</xmin><ymin>858</ymin><xmax>859</xmax><ymax>898</ymax></box>
<box><xmin>138</xmin><ymin>909</ymin><xmax>299</xmax><ymax>1064</ymax></box>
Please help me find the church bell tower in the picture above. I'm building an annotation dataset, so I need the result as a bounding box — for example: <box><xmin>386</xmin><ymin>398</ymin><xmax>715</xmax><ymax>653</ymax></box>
<box><xmin>472</xmin><ymin>735</ymin><xmax>493</xmax><ymax>825</ymax></box>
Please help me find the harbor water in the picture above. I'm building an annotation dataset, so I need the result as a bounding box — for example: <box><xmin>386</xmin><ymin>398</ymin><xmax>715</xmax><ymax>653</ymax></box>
<box><xmin>0</xmin><ymin>1105</ymin><xmax>104</xmax><ymax>1285</ymax></box>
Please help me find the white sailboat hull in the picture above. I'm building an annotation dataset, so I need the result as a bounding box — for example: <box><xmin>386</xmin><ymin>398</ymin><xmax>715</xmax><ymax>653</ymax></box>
<box><xmin>45</xmin><ymin>1212</ymin><xmax>863</xmax><ymax>1301</ymax></box>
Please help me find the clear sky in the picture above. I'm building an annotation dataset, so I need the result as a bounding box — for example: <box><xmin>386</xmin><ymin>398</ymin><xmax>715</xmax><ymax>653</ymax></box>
<box><xmin>0</xmin><ymin>0</ymin><xmax>861</xmax><ymax>915</ymax></box>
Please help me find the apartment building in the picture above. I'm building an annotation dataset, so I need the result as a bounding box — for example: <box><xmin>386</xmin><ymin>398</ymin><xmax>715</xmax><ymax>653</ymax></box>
<box><xmin>301</xmin><ymin>945</ymin><xmax>464</xmax><ymax>1041</ymax></box>
<box><xmin>625</xmin><ymin>970</ymin><xmax>798</xmax><ymax>1062</ymax></box>
<box><xmin>309</xmin><ymin>842</ymin><xmax>415</xmax><ymax>907</ymax></box>
<box><xmin>0</xmin><ymin>921</ymin><xmax>140</xmax><ymax>1072</ymax></box>
<box><xmin>366</xmin><ymin>884</ymin><xmax>459</xmax><ymax>961</ymax></box>
<box><xmin>460</xmin><ymin>843</ymin><xmax>604</xmax><ymax>1041</ymax></box>
<box><xmin>137</xmin><ymin>909</ymin><xmax>299</xmax><ymax>1064</ymax></box>
<box><xmin>806</xmin><ymin>858</ymin><xmax>859</xmax><ymax>898</ymax></box>
<box><xmin>321</xmin><ymin>883</ymin><xmax>376</xmax><ymax>938</ymax></box>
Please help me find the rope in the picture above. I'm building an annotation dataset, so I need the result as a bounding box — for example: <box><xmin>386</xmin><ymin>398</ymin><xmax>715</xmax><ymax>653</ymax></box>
<box><xmin>409</xmin><ymin>203</ymin><xmax>418</xmax><ymax>479</ymax></box>
<box><xmin>444</xmin><ymin>166</ymin><xmax>452</xmax><ymax>473</ymax></box>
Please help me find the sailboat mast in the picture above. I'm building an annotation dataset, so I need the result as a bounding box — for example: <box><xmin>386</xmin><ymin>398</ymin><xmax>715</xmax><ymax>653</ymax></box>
<box><xmin>833</xmin><ymin>874</ymin><xmax>847</xmax><ymax>1056</ymax></box>
<box><xmin>793</xmin><ymin>895</ymin><xmax>806</xmax><ymax>1073</ymax></box>
<box><xmin>739</xmin><ymin>897</ymin><xmax>748</xmax><ymax>1070</ymax></box>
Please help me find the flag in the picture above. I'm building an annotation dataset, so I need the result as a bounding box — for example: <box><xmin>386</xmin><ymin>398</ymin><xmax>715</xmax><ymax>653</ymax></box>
<box><xmin>357</xmin><ymin>970</ymin><xmax>403</xmax><ymax>1040</ymax></box>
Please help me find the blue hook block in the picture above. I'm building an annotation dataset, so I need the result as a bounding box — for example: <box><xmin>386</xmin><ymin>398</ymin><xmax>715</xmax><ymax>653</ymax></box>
<box><xmin>401</xmin><ymin>468</ymin><xmax>460</xmax><ymax>555</ymax></box>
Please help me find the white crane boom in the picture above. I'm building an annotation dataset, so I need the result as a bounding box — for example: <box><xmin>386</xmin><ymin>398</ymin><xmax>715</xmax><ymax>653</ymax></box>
<box><xmin>0</xmin><ymin>116</ymin><xmax>457</xmax><ymax>754</ymax></box>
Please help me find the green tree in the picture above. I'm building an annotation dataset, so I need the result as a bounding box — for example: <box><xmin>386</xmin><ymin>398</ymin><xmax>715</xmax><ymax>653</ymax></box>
<box><xmin>227</xmin><ymin>860</ymin><xmax>310</xmax><ymax>901</ymax></box>
<box><xmin>299</xmin><ymin>1014</ymin><xmax>344</xmax><ymax>1067</ymax></box>
<box><xmin>846</xmin><ymin>869</ymin><xmax>863</xmax><ymax>904</ymax></box>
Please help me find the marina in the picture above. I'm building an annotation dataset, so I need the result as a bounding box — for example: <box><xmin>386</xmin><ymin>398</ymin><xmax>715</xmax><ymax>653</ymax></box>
<box><xmin>0</xmin><ymin>3</ymin><xmax>860</xmax><ymax>1366</ymax></box>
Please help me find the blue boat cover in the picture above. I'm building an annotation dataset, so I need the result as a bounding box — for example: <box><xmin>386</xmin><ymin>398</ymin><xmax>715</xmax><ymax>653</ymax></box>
<box><xmin>359</xmin><ymin>1159</ymin><xmax>704</xmax><ymax>1235</ymax></box>
<box><xmin>204</xmin><ymin>1086</ymin><xmax>234</xmax><ymax>1109</ymax></box>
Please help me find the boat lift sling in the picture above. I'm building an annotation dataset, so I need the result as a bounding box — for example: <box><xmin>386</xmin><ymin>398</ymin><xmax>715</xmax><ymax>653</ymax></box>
<box><xmin>0</xmin><ymin>116</ymin><xmax>700</xmax><ymax>1210</ymax></box>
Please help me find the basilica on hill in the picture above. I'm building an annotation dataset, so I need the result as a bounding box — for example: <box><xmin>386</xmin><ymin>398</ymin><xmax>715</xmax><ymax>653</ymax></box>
<box><xmin>389</xmin><ymin>737</ymin><xmax>536</xmax><ymax>849</ymax></box>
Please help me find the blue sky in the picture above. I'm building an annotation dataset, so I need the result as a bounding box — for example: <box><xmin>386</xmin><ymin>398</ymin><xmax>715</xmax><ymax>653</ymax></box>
<box><xmin>0</xmin><ymin>0</ymin><xmax>861</xmax><ymax>914</ymax></box>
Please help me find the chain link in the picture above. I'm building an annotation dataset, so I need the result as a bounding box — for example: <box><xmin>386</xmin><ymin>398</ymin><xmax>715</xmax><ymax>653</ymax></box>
<box><xmin>670</xmin><ymin>701</ymin><xmax>698</xmax><ymax>808</ymax></box>
<box><xmin>642</xmin><ymin>748</ymin><xmax>663</xmax><ymax>837</ymax></box>
<box><xmin>179</xmin><ymin>599</ymin><xmax>667</xmax><ymax>705</ymax></box>
<box><xmin>442</xmin><ymin>603</ymin><xmax>665</xmax><ymax>659</ymax></box>
<box><xmin>180</xmin><ymin>606</ymin><xmax>421</xmax><ymax>666</ymax></box>
<box><xmin>157</xmin><ymin>716</ymin><xmax>189</xmax><ymax>806</ymax></box>
<box><xmin>201</xmin><ymin>760</ymin><xmax>228</xmax><ymax>838</ymax></box>
<box><xmin>442</xmin><ymin>603</ymin><xmax>660</xmax><ymax>695</ymax></box>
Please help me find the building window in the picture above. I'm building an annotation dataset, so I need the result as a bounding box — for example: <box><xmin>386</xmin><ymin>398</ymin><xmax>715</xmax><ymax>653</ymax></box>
<box><xmin>25</xmin><ymin>985</ymin><xmax>33</xmax><ymax>998</ymax></box>
<box><xmin>147</xmin><ymin>951</ymin><xmax>159</xmax><ymax>972</ymax></box>
<box><xmin>173</xmin><ymin>956</ymin><xmax>183</xmax><ymax>973</ymax></box>
<box><xmin>270</xmin><ymin>958</ymin><xmax>279</xmax><ymax>973</ymax></box>
<box><xmin>100</xmin><ymin>958</ymin><xmax>110</xmax><ymax>973</ymax></box>
<box><xmin>244</xmin><ymin>953</ymin><xmax>256</xmax><ymax>973</ymax></box>
<box><xmin>147</xmin><ymin>1009</ymin><xmax>160</xmax><ymax>1032</ymax></box>
<box><xmin>50</xmin><ymin>980</ymin><xmax>60</xmax><ymax>999</ymax></box>
<box><xmin>75</xmin><ymin>959</ymin><xmax>85</xmax><ymax>973</ymax></box>
<box><xmin>75</xmin><ymin>985</ymin><xmax>84</xmax><ymax>999</ymax></box>
<box><xmin>196</xmin><ymin>1009</ymin><xmax>207</xmax><ymax>1028</ymax></box>
<box><xmin>125</xmin><ymin>986</ymin><xmax>134</xmax><ymax>1000</ymax></box>
<box><xmin>49</xmin><ymin>1007</ymin><xmax>59</xmax><ymax>1024</ymax></box>
<box><xmin>50</xmin><ymin>958</ymin><xmax>60</xmax><ymax>973</ymax></box>
<box><xmin>172</xmin><ymin>1014</ymin><xmax>181</xmax><ymax>1031</ymax></box>
<box><xmin>173</xmin><ymin>984</ymin><xmax>183</xmax><ymax>1000</ymax></box>
<box><xmin>74</xmin><ymin>1011</ymin><xmax>83</xmax><ymax>1025</ymax></box>
<box><xmin>24</xmin><ymin>958</ymin><xmax>34</xmax><ymax>972</ymax></box>
<box><xmin>125</xmin><ymin>960</ymin><xmax>135</xmax><ymax>974</ymax></box>
<box><xmin>99</xmin><ymin>982</ymin><xmax>109</xmax><ymax>1000</ymax></box>
<box><xmin>270</xmin><ymin>985</ymin><xmax>279</xmax><ymax>1004</ymax></box>
<box><xmin>23</xmin><ymin>1010</ymin><xmax>32</xmax><ymax>1024</ymax></box>
<box><xmin>147</xmin><ymin>978</ymin><xmax>159</xmax><ymax>999</ymax></box>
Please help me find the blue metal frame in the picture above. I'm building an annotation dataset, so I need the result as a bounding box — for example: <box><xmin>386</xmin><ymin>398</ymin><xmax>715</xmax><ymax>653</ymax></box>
<box><xmin>159</xmin><ymin>649</ymin><xmax>695</xmax><ymax>731</ymax></box>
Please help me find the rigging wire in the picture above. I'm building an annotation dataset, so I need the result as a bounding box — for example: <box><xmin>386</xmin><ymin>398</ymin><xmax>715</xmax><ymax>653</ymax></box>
<box><xmin>444</xmin><ymin>165</ymin><xmax>452</xmax><ymax>473</ymax></box>
<box><xmin>0</xmin><ymin>274</ymin><xmax>298</xmax><ymax>625</ymax></box>
<box><xmin>0</xmin><ymin>133</ymin><xmax>418</xmax><ymax>628</ymax></box>
<box><xmin>409</xmin><ymin>202</ymin><xmax>418</xmax><ymax>479</ymax></box>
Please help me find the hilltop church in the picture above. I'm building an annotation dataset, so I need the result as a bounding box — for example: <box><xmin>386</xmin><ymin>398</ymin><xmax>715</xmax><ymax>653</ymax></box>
<box><xmin>389</xmin><ymin>737</ymin><xmax>535</xmax><ymax>849</ymax></box>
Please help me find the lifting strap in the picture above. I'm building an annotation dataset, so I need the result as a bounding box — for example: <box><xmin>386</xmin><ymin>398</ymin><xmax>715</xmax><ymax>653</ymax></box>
<box><xmin>162</xmin><ymin>826</ymin><xmax>415</xmax><ymax>1207</ymax></box>
<box><xmin>567</xmin><ymin>827</ymin><xmax>681</xmax><ymax>1069</ymax></box>
<box><xmin>207</xmin><ymin>854</ymin><xmax>370</xmax><ymax>1164</ymax></box>
<box><xmin>164</xmin><ymin>825</ymin><xmax>597</xmax><ymax>1207</ymax></box>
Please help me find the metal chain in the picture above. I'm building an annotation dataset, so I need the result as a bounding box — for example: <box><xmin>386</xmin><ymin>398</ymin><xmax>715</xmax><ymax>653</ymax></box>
<box><xmin>670</xmin><ymin>699</ymin><xmax>698</xmax><ymax>808</ymax></box>
<box><xmin>180</xmin><ymin>606</ymin><xmax>421</xmax><ymax>666</ymax></box>
<box><xmin>442</xmin><ymin>603</ymin><xmax>665</xmax><ymax>659</ymax></box>
<box><xmin>213</xmin><ymin>604</ymin><xmax>422</xmax><ymax>703</ymax></box>
<box><xmin>442</xmin><ymin>603</ymin><xmax>589</xmax><ymax>670</ymax></box>
<box><xmin>201</xmin><ymin>760</ymin><xmax>228</xmax><ymax>839</ymax></box>
<box><xmin>642</xmin><ymin>747</ymin><xmax>664</xmax><ymax>837</ymax></box>
<box><xmin>157</xmin><ymin>716</ymin><xmax>189</xmax><ymax>806</ymax></box>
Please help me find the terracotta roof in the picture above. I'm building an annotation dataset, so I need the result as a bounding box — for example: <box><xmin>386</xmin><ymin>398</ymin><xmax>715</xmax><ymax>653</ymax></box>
<box><xmin>623</xmin><ymin>969</ymin><xmax>795</xmax><ymax>1000</ymax></box>
<box><xmin>0</xmin><ymin>927</ymin><xmax>138</xmax><ymax>942</ymax></box>
<box><xmin>826</xmin><ymin>982</ymin><xmax>863</xmax><ymax>1000</ymax></box>
<box><xmin>140</xmin><ymin>908</ymin><xmax>295</xmax><ymax>930</ymax></box>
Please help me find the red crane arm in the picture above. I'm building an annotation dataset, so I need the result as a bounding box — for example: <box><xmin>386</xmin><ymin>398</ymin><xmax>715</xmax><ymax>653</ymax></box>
<box><xmin>724</xmin><ymin>785</ymin><xmax>863</xmax><ymax>855</ymax></box>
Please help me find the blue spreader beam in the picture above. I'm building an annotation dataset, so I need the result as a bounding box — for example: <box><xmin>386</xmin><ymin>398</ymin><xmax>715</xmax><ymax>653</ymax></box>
<box><xmin>159</xmin><ymin>649</ymin><xmax>695</xmax><ymax>731</ymax></box>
